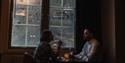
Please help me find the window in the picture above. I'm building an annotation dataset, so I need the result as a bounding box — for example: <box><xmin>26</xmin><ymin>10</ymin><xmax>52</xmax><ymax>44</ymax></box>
<box><xmin>49</xmin><ymin>0</ymin><xmax>75</xmax><ymax>48</ymax></box>
<box><xmin>11</xmin><ymin>0</ymin><xmax>42</xmax><ymax>47</ymax></box>
<box><xmin>10</xmin><ymin>0</ymin><xmax>75</xmax><ymax>48</ymax></box>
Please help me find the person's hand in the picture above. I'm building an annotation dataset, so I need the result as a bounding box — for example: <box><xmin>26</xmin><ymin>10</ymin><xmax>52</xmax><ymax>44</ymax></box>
<box><xmin>70</xmin><ymin>51</ymin><xmax>73</xmax><ymax>56</ymax></box>
<box><xmin>74</xmin><ymin>54</ymin><xmax>80</xmax><ymax>58</ymax></box>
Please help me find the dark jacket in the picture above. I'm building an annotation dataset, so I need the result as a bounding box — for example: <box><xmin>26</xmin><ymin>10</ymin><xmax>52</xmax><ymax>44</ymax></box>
<box><xmin>33</xmin><ymin>41</ymin><xmax>52</xmax><ymax>63</ymax></box>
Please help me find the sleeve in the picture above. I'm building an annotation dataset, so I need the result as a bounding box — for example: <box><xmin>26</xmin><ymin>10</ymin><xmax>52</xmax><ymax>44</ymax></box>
<box><xmin>74</xmin><ymin>42</ymin><xmax>87</xmax><ymax>59</ymax></box>
<box><xmin>87</xmin><ymin>41</ymin><xmax>99</xmax><ymax>62</ymax></box>
<box><xmin>33</xmin><ymin>44</ymin><xmax>42</xmax><ymax>63</ymax></box>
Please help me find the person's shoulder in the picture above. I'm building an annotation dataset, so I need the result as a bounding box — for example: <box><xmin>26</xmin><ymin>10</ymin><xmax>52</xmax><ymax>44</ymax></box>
<box><xmin>91</xmin><ymin>38</ymin><xmax>99</xmax><ymax>46</ymax></box>
<box><xmin>38</xmin><ymin>41</ymin><xmax>49</xmax><ymax>48</ymax></box>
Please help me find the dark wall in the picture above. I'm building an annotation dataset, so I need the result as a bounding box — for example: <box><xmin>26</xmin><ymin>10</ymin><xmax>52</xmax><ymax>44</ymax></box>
<box><xmin>116</xmin><ymin>0</ymin><xmax>125</xmax><ymax>63</ymax></box>
<box><xmin>0</xmin><ymin>0</ymin><xmax>1</xmax><ymax>62</ymax></box>
<box><xmin>75</xmin><ymin>0</ymin><xmax>101</xmax><ymax>52</ymax></box>
<box><xmin>0</xmin><ymin>0</ymin><xmax>2</xmax><ymax>15</ymax></box>
<box><xmin>0</xmin><ymin>0</ymin><xmax>1</xmax><ymax>23</ymax></box>
<box><xmin>101</xmin><ymin>0</ymin><xmax>116</xmax><ymax>63</ymax></box>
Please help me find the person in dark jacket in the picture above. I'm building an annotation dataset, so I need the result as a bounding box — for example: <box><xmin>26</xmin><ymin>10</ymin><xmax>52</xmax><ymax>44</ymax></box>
<box><xmin>33</xmin><ymin>30</ymin><xmax>54</xmax><ymax>63</ymax></box>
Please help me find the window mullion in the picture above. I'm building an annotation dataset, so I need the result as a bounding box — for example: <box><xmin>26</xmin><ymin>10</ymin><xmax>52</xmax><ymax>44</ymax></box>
<box><xmin>25</xmin><ymin>0</ymin><xmax>29</xmax><ymax>47</ymax></box>
<box><xmin>60</xmin><ymin>0</ymin><xmax>63</xmax><ymax>41</ymax></box>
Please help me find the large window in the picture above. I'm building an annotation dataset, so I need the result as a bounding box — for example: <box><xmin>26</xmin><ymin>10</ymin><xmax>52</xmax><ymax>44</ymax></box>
<box><xmin>10</xmin><ymin>0</ymin><xmax>75</xmax><ymax>48</ymax></box>
<box><xmin>49</xmin><ymin>0</ymin><xmax>75</xmax><ymax>48</ymax></box>
<box><xmin>11</xmin><ymin>0</ymin><xmax>42</xmax><ymax>47</ymax></box>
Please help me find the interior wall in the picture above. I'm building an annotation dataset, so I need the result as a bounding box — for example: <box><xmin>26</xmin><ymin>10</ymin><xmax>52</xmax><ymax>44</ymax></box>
<box><xmin>0</xmin><ymin>0</ymin><xmax>2</xmax><ymax>52</ymax></box>
<box><xmin>0</xmin><ymin>0</ymin><xmax>2</xmax><ymax>62</ymax></box>
<box><xmin>116</xmin><ymin>0</ymin><xmax>125</xmax><ymax>63</ymax></box>
<box><xmin>0</xmin><ymin>0</ymin><xmax>33</xmax><ymax>63</ymax></box>
<box><xmin>101</xmin><ymin>0</ymin><xmax>116</xmax><ymax>63</ymax></box>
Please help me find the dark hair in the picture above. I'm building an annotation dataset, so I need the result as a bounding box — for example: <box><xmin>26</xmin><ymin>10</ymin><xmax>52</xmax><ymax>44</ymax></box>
<box><xmin>41</xmin><ymin>29</ymin><xmax>53</xmax><ymax>42</ymax></box>
<box><xmin>84</xmin><ymin>26</ymin><xmax>94</xmax><ymax>34</ymax></box>
<box><xmin>58</xmin><ymin>40</ymin><xmax>62</xmax><ymax>46</ymax></box>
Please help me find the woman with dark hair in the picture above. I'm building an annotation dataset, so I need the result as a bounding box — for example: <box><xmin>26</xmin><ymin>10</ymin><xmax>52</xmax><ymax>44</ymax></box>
<box><xmin>33</xmin><ymin>30</ymin><xmax>54</xmax><ymax>63</ymax></box>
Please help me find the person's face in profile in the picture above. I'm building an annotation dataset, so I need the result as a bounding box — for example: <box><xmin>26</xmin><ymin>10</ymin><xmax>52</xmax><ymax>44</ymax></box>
<box><xmin>83</xmin><ymin>29</ymin><xmax>92</xmax><ymax>41</ymax></box>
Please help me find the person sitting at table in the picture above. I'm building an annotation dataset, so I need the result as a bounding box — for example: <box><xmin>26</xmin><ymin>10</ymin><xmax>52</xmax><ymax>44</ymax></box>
<box><xmin>49</xmin><ymin>40</ymin><xmax>64</xmax><ymax>62</ymax></box>
<box><xmin>33</xmin><ymin>30</ymin><xmax>54</xmax><ymax>63</ymax></box>
<box><xmin>74</xmin><ymin>27</ymin><xmax>101</xmax><ymax>63</ymax></box>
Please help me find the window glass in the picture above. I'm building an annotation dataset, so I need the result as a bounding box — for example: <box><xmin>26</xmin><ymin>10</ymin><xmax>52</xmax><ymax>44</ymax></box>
<box><xmin>11</xmin><ymin>0</ymin><xmax>42</xmax><ymax>47</ymax></box>
<box><xmin>49</xmin><ymin>0</ymin><xmax>75</xmax><ymax>48</ymax></box>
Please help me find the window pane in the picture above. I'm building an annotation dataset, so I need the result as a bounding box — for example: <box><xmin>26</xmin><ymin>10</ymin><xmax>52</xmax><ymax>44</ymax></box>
<box><xmin>28</xmin><ymin>6</ymin><xmax>41</xmax><ymax>25</ymax></box>
<box><xmin>11</xmin><ymin>25</ymin><xmax>26</xmax><ymax>46</ymax></box>
<box><xmin>63</xmin><ymin>0</ymin><xmax>75</xmax><ymax>8</ymax></box>
<box><xmin>49</xmin><ymin>7</ymin><xmax>62</xmax><ymax>26</ymax></box>
<box><xmin>16</xmin><ymin>0</ymin><xmax>27</xmax><ymax>5</ymax></box>
<box><xmin>49</xmin><ymin>27</ymin><xmax>61</xmax><ymax>40</ymax></box>
<box><xmin>11</xmin><ymin>0</ymin><xmax>42</xmax><ymax>47</ymax></box>
<box><xmin>14</xmin><ymin>5</ymin><xmax>27</xmax><ymax>24</ymax></box>
<box><xmin>28</xmin><ymin>0</ymin><xmax>41</xmax><ymax>5</ymax></box>
<box><xmin>50</xmin><ymin>0</ymin><xmax>61</xmax><ymax>7</ymax></box>
<box><xmin>16</xmin><ymin>0</ymin><xmax>41</xmax><ymax>5</ymax></box>
<box><xmin>62</xmin><ymin>27</ymin><xmax>74</xmax><ymax>39</ymax></box>
<box><xmin>49</xmin><ymin>0</ymin><xmax>75</xmax><ymax>48</ymax></box>
<box><xmin>14</xmin><ymin>15</ymin><xmax>26</xmax><ymax>24</ymax></box>
<box><xmin>62</xmin><ymin>38</ymin><xmax>74</xmax><ymax>48</ymax></box>
<box><xmin>62</xmin><ymin>9</ymin><xmax>75</xmax><ymax>26</ymax></box>
<box><xmin>27</xmin><ymin>26</ymin><xmax>40</xmax><ymax>46</ymax></box>
<box><xmin>62</xmin><ymin>27</ymin><xmax>74</xmax><ymax>48</ymax></box>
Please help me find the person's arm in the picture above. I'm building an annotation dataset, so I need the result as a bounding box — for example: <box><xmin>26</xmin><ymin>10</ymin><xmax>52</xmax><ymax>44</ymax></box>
<box><xmin>74</xmin><ymin>42</ymin><xmax>88</xmax><ymax>59</ymax></box>
<box><xmin>87</xmin><ymin>41</ymin><xmax>99</xmax><ymax>61</ymax></box>
<box><xmin>33</xmin><ymin>44</ymin><xmax>42</xmax><ymax>63</ymax></box>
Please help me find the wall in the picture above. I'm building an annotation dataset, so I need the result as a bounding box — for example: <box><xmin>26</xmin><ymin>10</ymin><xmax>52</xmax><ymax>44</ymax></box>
<box><xmin>0</xmin><ymin>0</ymin><xmax>2</xmax><ymax>52</ymax></box>
<box><xmin>0</xmin><ymin>0</ymin><xmax>33</xmax><ymax>63</ymax></box>
<box><xmin>116</xmin><ymin>0</ymin><xmax>125</xmax><ymax>63</ymax></box>
<box><xmin>101</xmin><ymin>0</ymin><xmax>116</xmax><ymax>63</ymax></box>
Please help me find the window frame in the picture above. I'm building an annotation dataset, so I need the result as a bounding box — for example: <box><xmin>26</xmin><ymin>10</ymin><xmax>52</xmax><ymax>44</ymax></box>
<box><xmin>49</xmin><ymin>1</ymin><xmax>76</xmax><ymax>48</ymax></box>
<box><xmin>8</xmin><ymin>0</ymin><xmax>76</xmax><ymax>49</ymax></box>
<box><xmin>8</xmin><ymin>0</ymin><xmax>49</xmax><ymax>49</ymax></box>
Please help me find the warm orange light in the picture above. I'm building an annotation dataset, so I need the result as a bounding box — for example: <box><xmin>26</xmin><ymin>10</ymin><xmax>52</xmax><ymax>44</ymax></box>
<box><xmin>16</xmin><ymin>0</ymin><xmax>27</xmax><ymax>5</ymax></box>
<box><xmin>64</xmin><ymin>53</ymin><xmax>70</xmax><ymax>59</ymax></box>
<box><xmin>16</xmin><ymin>10</ymin><xmax>26</xmax><ymax>16</ymax></box>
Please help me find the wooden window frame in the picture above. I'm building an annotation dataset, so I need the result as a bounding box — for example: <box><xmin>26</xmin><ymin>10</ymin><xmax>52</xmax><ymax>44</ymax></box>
<box><xmin>8</xmin><ymin>0</ymin><xmax>49</xmax><ymax>49</ymax></box>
